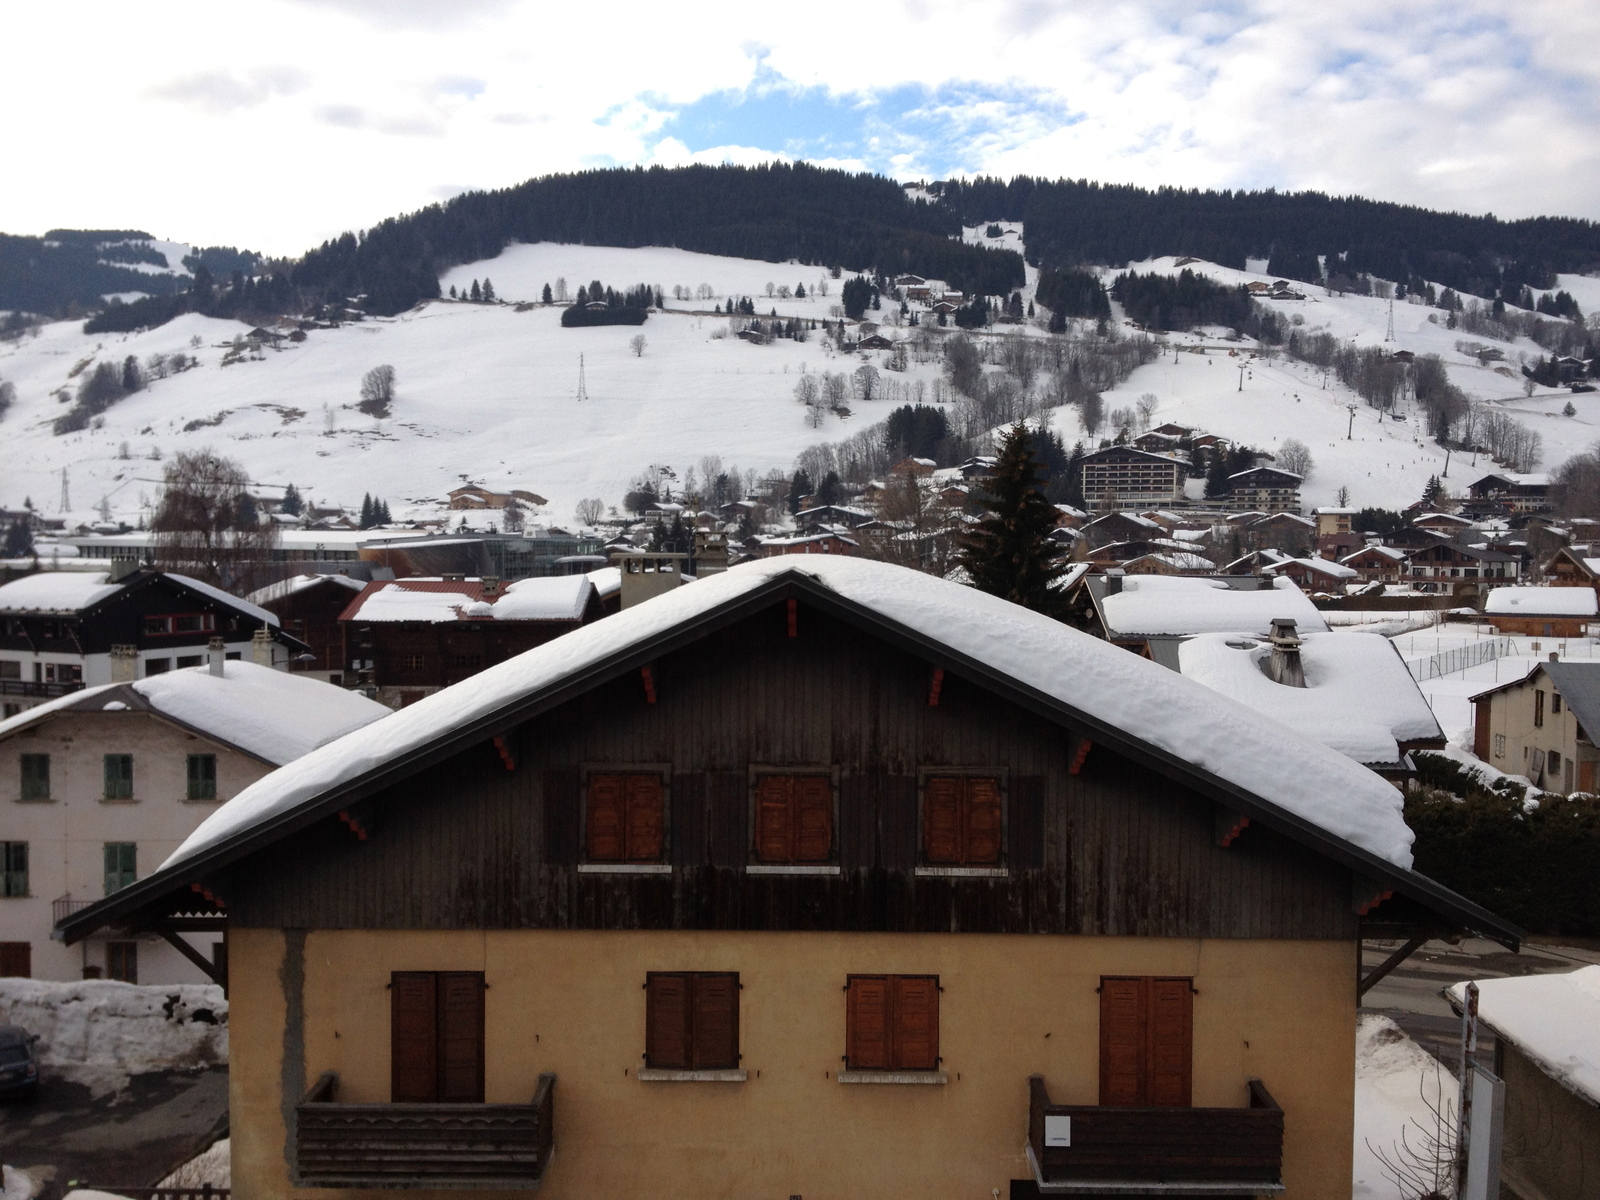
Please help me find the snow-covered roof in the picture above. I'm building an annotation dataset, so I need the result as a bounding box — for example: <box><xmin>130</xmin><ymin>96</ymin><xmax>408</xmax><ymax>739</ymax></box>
<box><xmin>1483</xmin><ymin>586</ymin><xmax>1598</xmax><ymax>616</ymax></box>
<box><xmin>1285</xmin><ymin>557</ymin><xmax>1359</xmax><ymax>579</ymax></box>
<box><xmin>342</xmin><ymin>576</ymin><xmax>595</xmax><ymax>623</ymax></box>
<box><xmin>1125</xmin><ymin>553</ymin><xmax>1216</xmax><ymax>572</ymax></box>
<box><xmin>586</xmin><ymin>566</ymin><xmax>621</xmax><ymax>599</ymax></box>
<box><xmin>157</xmin><ymin>557</ymin><xmax>1416</xmax><ymax>875</ymax></box>
<box><xmin>1085</xmin><ymin>511</ymin><xmax>1161</xmax><ymax>531</ymax></box>
<box><xmin>0</xmin><ymin>570</ymin><xmax>120</xmax><ymax>613</ymax></box>
<box><xmin>1178</xmin><ymin>632</ymin><xmax>1443</xmax><ymax>765</ymax></box>
<box><xmin>0</xmin><ymin>661</ymin><xmax>389</xmax><ymax>765</ymax></box>
<box><xmin>1101</xmin><ymin>575</ymin><xmax>1330</xmax><ymax>638</ymax></box>
<box><xmin>1447</xmin><ymin>966</ymin><xmax>1600</xmax><ymax>1105</ymax></box>
<box><xmin>1342</xmin><ymin>545</ymin><xmax>1408</xmax><ymax>563</ymax></box>
<box><xmin>247</xmin><ymin>573</ymin><xmax>366</xmax><ymax>606</ymax></box>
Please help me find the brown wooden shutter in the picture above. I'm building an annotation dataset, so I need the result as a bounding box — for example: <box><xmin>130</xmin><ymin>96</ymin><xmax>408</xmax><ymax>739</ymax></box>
<box><xmin>923</xmin><ymin>776</ymin><xmax>964</xmax><ymax>863</ymax></box>
<box><xmin>845</xmin><ymin>975</ymin><xmax>889</xmax><ymax>1069</ymax></box>
<box><xmin>892</xmin><ymin>975</ymin><xmax>940</xmax><ymax>1070</ymax></box>
<box><xmin>964</xmin><ymin>777</ymin><xmax>1002</xmax><ymax>864</ymax></box>
<box><xmin>691</xmin><ymin>973</ymin><xmax>739</xmax><ymax>1069</ymax></box>
<box><xmin>391</xmin><ymin>972</ymin><xmax>439</xmax><ymax>1101</ymax></box>
<box><xmin>437</xmin><ymin>972</ymin><xmax>485</xmax><ymax>1103</ymax></box>
<box><xmin>646</xmin><ymin>973</ymin><xmax>691</xmax><ymax>1069</ymax></box>
<box><xmin>1098</xmin><ymin>977</ymin><xmax>1146</xmax><ymax>1106</ymax></box>
<box><xmin>0</xmin><ymin>942</ymin><xmax>30</xmax><ymax>978</ymax></box>
<box><xmin>754</xmin><ymin>775</ymin><xmax>795</xmax><ymax>862</ymax></box>
<box><xmin>1146</xmin><ymin>978</ymin><xmax>1193</xmax><ymax>1107</ymax></box>
<box><xmin>794</xmin><ymin>776</ymin><xmax>833</xmax><ymax>862</ymax></box>
<box><xmin>586</xmin><ymin>774</ymin><xmax>625</xmax><ymax>862</ymax></box>
<box><xmin>625</xmin><ymin>774</ymin><xmax>664</xmax><ymax>862</ymax></box>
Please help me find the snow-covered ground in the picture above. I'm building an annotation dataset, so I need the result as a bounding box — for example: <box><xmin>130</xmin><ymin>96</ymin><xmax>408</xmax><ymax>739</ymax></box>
<box><xmin>1353</xmin><ymin>1015</ymin><xmax>1461</xmax><ymax>1200</ymax></box>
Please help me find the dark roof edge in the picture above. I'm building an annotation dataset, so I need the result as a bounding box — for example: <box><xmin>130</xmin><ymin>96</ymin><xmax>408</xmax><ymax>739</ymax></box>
<box><xmin>58</xmin><ymin>571</ymin><xmax>1524</xmax><ymax>948</ymax></box>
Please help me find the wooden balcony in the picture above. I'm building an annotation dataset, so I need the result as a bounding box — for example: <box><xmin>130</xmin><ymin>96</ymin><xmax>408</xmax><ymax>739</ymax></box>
<box><xmin>295</xmin><ymin>1071</ymin><xmax>555</xmax><ymax>1189</ymax></box>
<box><xmin>1026</xmin><ymin>1075</ymin><xmax>1285</xmax><ymax>1195</ymax></box>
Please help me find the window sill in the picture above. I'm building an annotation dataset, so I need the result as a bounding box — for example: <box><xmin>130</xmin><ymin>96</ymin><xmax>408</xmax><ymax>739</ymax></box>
<box><xmin>638</xmin><ymin>1068</ymin><xmax>747</xmax><ymax>1082</ymax></box>
<box><xmin>99</xmin><ymin>798</ymin><xmax>139</xmax><ymax>805</ymax></box>
<box><xmin>745</xmin><ymin>864</ymin><xmax>840</xmax><ymax>875</ymax></box>
<box><xmin>914</xmin><ymin>866</ymin><xmax>1008</xmax><ymax>878</ymax></box>
<box><xmin>838</xmin><ymin>1070</ymin><xmax>948</xmax><ymax>1085</ymax></box>
<box><xmin>182</xmin><ymin>797</ymin><xmax>222</xmax><ymax>805</ymax></box>
<box><xmin>577</xmin><ymin>863</ymin><xmax>671</xmax><ymax>874</ymax></box>
<box><xmin>14</xmin><ymin>797</ymin><xmax>55</xmax><ymax>804</ymax></box>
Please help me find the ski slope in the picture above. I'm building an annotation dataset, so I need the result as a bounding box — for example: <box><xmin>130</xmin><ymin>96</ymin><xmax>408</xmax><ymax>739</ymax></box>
<box><xmin>0</xmin><ymin>240</ymin><xmax>1596</xmax><ymax>525</ymax></box>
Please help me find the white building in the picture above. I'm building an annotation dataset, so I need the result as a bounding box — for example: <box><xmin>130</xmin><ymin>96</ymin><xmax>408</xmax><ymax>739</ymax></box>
<box><xmin>0</xmin><ymin>655</ymin><xmax>387</xmax><ymax>983</ymax></box>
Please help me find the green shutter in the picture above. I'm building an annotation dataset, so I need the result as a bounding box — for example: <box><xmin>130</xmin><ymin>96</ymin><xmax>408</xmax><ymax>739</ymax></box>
<box><xmin>20</xmin><ymin>754</ymin><xmax>49</xmax><ymax>801</ymax></box>
<box><xmin>2</xmin><ymin>843</ymin><xmax>26</xmax><ymax>897</ymax></box>
<box><xmin>104</xmin><ymin>843</ymin><xmax>136</xmax><ymax>895</ymax></box>
<box><xmin>103</xmin><ymin>754</ymin><xmax>133</xmax><ymax>800</ymax></box>
<box><xmin>187</xmin><ymin>755</ymin><xmax>217</xmax><ymax>801</ymax></box>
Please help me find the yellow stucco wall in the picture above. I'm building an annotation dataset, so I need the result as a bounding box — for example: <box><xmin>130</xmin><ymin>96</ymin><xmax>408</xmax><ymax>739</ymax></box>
<box><xmin>230</xmin><ymin>927</ymin><xmax>1356</xmax><ymax>1200</ymax></box>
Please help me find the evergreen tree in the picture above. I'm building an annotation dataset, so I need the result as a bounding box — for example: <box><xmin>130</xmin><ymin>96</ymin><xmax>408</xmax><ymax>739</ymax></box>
<box><xmin>1204</xmin><ymin>451</ymin><xmax>1231</xmax><ymax>499</ymax></box>
<box><xmin>281</xmin><ymin>482</ymin><xmax>303</xmax><ymax>517</ymax></box>
<box><xmin>1421</xmin><ymin>475</ymin><xmax>1444</xmax><ymax>508</ymax></box>
<box><xmin>3</xmin><ymin>520</ymin><xmax>34</xmax><ymax>557</ymax></box>
<box><xmin>449</xmin><ymin>285</ymin><xmax>457</xmax><ymax>298</ymax></box>
<box><xmin>542</xmin><ymin>283</ymin><xmax>553</xmax><ymax>303</ymax></box>
<box><xmin>957</xmin><ymin>423</ymin><xmax>1068</xmax><ymax>614</ymax></box>
<box><xmin>795</xmin><ymin>283</ymin><xmax>806</xmax><ymax>298</ymax></box>
<box><xmin>360</xmin><ymin>494</ymin><xmax>374</xmax><ymax>529</ymax></box>
<box><xmin>482</xmin><ymin>278</ymin><xmax>496</xmax><ymax>302</ymax></box>
<box><xmin>470</xmin><ymin>279</ymin><xmax>482</xmax><ymax>302</ymax></box>
<box><xmin>235</xmin><ymin>492</ymin><xmax>259</xmax><ymax>530</ymax></box>
<box><xmin>818</xmin><ymin>471</ymin><xmax>842</xmax><ymax>506</ymax></box>
<box><xmin>788</xmin><ymin>469</ymin><xmax>814</xmax><ymax>514</ymax></box>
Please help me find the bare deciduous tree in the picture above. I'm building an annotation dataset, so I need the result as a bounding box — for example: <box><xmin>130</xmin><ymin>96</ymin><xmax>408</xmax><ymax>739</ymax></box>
<box><xmin>629</xmin><ymin>334</ymin><xmax>648</xmax><ymax>357</ymax></box>
<box><xmin>151</xmin><ymin>450</ymin><xmax>279</xmax><ymax>593</ymax></box>
<box><xmin>1277</xmin><ymin>438</ymin><xmax>1314</xmax><ymax>480</ymax></box>
<box><xmin>359</xmin><ymin>365</ymin><xmax>396</xmax><ymax>417</ymax></box>
<box><xmin>574</xmin><ymin>497</ymin><xmax>606</xmax><ymax>526</ymax></box>
<box><xmin>1136</xmin><ymin>393</ymin><xmax>1159</xmax><ymax>431</ymax></box>
<box><xmin>853</xmin><ymin>365</ymin><xmax>880</xmax><ymax>402</ymax></box>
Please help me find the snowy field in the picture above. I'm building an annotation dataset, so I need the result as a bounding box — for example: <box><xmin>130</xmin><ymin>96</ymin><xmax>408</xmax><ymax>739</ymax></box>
<box><xmin>1</xmin><ymin>239</ymin><xmax>1596</xmax><ymax>525</ymax></box>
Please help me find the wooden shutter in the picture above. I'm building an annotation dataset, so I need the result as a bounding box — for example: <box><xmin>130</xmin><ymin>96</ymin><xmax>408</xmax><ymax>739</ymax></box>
<box><xmin>391</xmin><ymin>972</ymin><xmax>439</xmax><ymax>1101</ymax></box>
<box><xmin>624</xmin><ymin>775</ymin><xmax>664</xmax><ymax>862</ymax></box>
<box><xmin>923</xmin><ymin>777</ymin><xmax>964</xmax><ymax>864</ymax></box>
<box><xmin>586</xmin><ymin>774</ymin><xmax>625</xmax><ymax>862</ymax></box>
<box><xmin>691</xmin><ymin>973</ymin><xmax>739</xmax><ymax>1069</ymax></box>
<box><xmin>794</xmin><ymin>776</ymin><xmax>833</xmax><ymax>862</ymax></box>
<box><xmin>645</xmin><ymin>973</ymin><xmax>691</xmax><ymax>1069</ymax></box>
<box><xmin>845</xmin><ymin>976</ymin><xmax>890</xmax><ymax>1069</ymax></box>
<box><xmin>437</xmin><ymin>973</ymin><xmax>485</xmax><ymax>1103</ymax></box>
<box><xmin>964</xmin><ymin>778</ymin><xmax>1002</xmax><ymax>865</ymax></box>
<box><xmin>1098</xmin><ymin>977</ymin><xmax>1146</xmax><ymax>1106</ymax></box>
<box><xmin>754</xmin><ymin>776</ymin><xmax>795</xmax><ymax>862</ymax></box>
<box><xmin>0</xmin><ymin>943</ymin><xmax>30</xmax><ymax>978</ymax></box>
<box><xmin>1146</xmin><ymin>978</ymin><xmax>1193</xmax><ymax>1107</ymax></box>
<box><xmin>891</xmin><ymin>976</ymin><xmax>940</xmax><ymax>1070</ymax></box>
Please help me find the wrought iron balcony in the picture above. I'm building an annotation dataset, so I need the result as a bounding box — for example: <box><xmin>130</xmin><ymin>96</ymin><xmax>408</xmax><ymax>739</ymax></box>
<box><xmin>295</xmin><ymin>1071</ymin><xmax>555</xmax><ymax>1189</ymax></box>
<box><xmin>1</xmin><ymin>679</ymin><xmax>84</xmax><ymax>698</ymax></box>
<box><xmin>1026</xmin><ymin>1074</ymin><xmax>1284</xmax><ymax>1194</ymax></box>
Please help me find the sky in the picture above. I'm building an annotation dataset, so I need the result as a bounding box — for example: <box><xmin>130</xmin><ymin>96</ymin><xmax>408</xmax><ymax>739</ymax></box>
<box><xmin>2</xmin><ymin>0</ymin><xmax>1598</xmax><ymax>257</ymax></box>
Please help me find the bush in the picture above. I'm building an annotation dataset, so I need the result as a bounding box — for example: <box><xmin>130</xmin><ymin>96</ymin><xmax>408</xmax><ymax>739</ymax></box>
<box><xmin>1406</xmin><ymin>752</ymin><xmax>1600</xmax><ymax>936</ymax></box>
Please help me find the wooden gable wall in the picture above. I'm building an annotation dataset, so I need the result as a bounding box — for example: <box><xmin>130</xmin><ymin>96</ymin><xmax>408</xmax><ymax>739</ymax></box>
<box><xmin>228</xmin><ymin>601</ymin><xmax>1356</xmax><ymax>939</ymax></box>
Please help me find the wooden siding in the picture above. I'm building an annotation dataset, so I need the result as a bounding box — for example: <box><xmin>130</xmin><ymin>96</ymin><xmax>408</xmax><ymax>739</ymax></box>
<box><xmin>227</xmin><ymin>604</ymin><xmax>1356</xmax><ymax>939</ymax></box>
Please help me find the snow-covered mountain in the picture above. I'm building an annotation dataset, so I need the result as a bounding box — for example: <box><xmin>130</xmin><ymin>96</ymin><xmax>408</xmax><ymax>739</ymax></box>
<box><xmin>1</xmin><ymin>237</ymin><xmax>1595</xmax><ymax>528</ymax></box>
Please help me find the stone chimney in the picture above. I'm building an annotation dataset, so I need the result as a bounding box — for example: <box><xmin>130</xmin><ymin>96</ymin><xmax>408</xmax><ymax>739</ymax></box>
<box><xmin>107</xmin><ymin>556</ymin><xmax>142</xmax><ymax>583</ymax></box>
<box><xmin>251</xmin><ymin>627</ymin><xmax>274</xmax><ymax>667</ymax></box>
<box><xmin>481</xmin><ymin>575</ymin><xmax>501</xmax><ymax>598</ymax></box>
<box><xmin>109</xmin><ymin>644</ymin><xmax>138</xmax><ymax>683</ymax></box>
<box><xmin>1550</xmin><ymin>651</ymin><xmax>1560</xmax><ymax>663</ymax></box>
<box><xmin>208</xmin><ymin>636</ymin><xmax>226</xmax><ymax>677</ymax></box>
<box><xmin>1104</xmin><ymin>568</ymin><xmax>1125</xmax><ymax>596</ymax></box>
<box><xmin>1265</xmin><ymin>618</ymin><xmax>1306</xmax><ymax>687</ymax></box>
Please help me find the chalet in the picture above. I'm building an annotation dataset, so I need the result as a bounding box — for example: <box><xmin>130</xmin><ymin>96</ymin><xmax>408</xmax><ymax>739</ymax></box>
<box><xmin>1084</xmin><ymin>540</ymin><xmax>1165</xmax><ymax>568</ymax></box>
<box><xmin>1471</xmin><ymin>658</ymin><xmax>1600</xmax><ymax>793</ymax></box>
<box><xmin>0</xmin><ymin>565</ymin><xmax>306</xmax><ymax>719</ymax></box>
<box><xmin>1245</xmin><ymin>281</ymin><xmax>1270</xmax><ymax>294</ymax></box>
<box><xmin>1227</xmin><ymin>467</ymin><xmax>1302</xmax><ymax>514</ymax></box>
<box><xmin>339</xmin><ymin>575</ymin><xmax>606</xmax><ymax>708</ymax></box>
<box><xmin>1312</xmin><ymin>506</ymin><xmax>1363</xmax><ymax>557</ymax></box>
<box><xmin>1465</xmin><ymin>472</ymin><xmax>1552</xmax><ymax>516</ymax></box>
<box><xmin>793</xmin><ymin>505</ymin><xmax>874</xmax><ymax>532</ymax></box>
<box><xmin>858</xmin><ymin>334</ymin><xmax>894</xmax><ymax>351</ymax></box>
<box><xmin>1078</xmin><ymin>447</ymin><xmax>1184</xmax><ymax>508</ymax></box>
<box><xmin>893</xmin><ymin>274</ymin><xmax>926</xmax><ymax>288</ymax></box>
<box><xmin>1445</xmin><ymin>968</ymin><xmax>1600</xmax><ymax>1200</ymax></box>
<box><xmin>753</xmin><ymin>532</ymin><xmax>860</xmax><ymax>558</ymax></box>
<box><xmin>956</xmin><ymin>456</ymin><xmax>996</xmax><ymax>480</ymax></box>
<box><xmin>248</xmin><ymin>574</ymin><xmax>367</xmax><ymax>684</ymax></box>
<box><xmin>1132</xmin><ymin>431</ymin><xmax>1180</xmax><ymax>453</ymax></box>
<box><xmin>58</xmin><ymin>557</ymin><xmax>1518</xmax><ymax>1200</ymax></box>
<box><xmin>1481</xmin><ymin>585</ymin><xmax>1597</xmax><ymax>638</ymax></box>
<box><xmin>889</xmin><ymin>457</ymin><xmax>937</xmax><ymax>478</ymax></box>
<box><xmin>1411</xmin><ymin>512</ymin><xmax>1473</xmax><ymax>535</ymax></box>
<box><xmin>448</xmin><ymin>486</ymin><xmax>549</xmax><ymax>512</ymax></box>
<box><xmin>1245</xmin><ymin>512</ymin><xmax>1316</xmax><ymax>553</ymax></box>
<box><xmin>0</xmin><ymin>654</ymin><xmax>385</xmax><ymax>982</ymax></box>
<box><xmin>1403</xmin><ymin>540</ymin><xmax>1520</xmax><ymax>588</ymax></box>
<box><xmin>1339</xmin><ymin>545</ymin><xmax>1409</xmax><ymax>584</ymax></box>
<box><xmin>1271</xmin><ymin>557</ymin><xmax>1359</xmax><ymax>593</ymax></box>
<box><xmin>1119</xmin><ymin>552</ymin><xmax>1216</xmax><ymax>576</ymax></box>
<box><xmin>1081</xmin><ymin>511</ymin><xmax>1163</xmax><ymax>549</ymax></box>
<box><xmin>1543</xmin><ymin>546</ymin><xmax>1600</xmax><ymax>597</ymax></box>
<box><xmin>1150</xmin><ymin>423</ymin><xmax>1192</xmax><ymax>438</ymax></box>
<box><xmin>1177</xmin><ymin>620</ymin><xmax>1444</xmax><ymax>777</ymax></box>
<box><xmin>1219</xmin><ymin>548</ymin><xmax>1293</xmax><ymax>574</ymax></box>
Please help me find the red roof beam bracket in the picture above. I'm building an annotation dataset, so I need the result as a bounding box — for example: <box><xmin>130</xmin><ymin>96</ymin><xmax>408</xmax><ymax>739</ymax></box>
<box><xmin>928</xmin><ymin>667</ymin><xmax>945</xmax><ymax>707</ymax></box>
<box><xmin>492</xmin><ymin>735</ymin><xmax>517</xmax><ymax>771</ymax></box>
<box><xmin>338</xmin><ymin>810</ymin><xmax>370</xmax><ymax>840</ymax></box>
<box><xmin>1069</xmin><ymin>737</ymin><xmax>1093</xmax><ymax>775</ymax></box>
<box><xmin>188</xmin><ymin>881</ymin><xmax>226</xmax><ymax>908</ymax></box>
<box><xmin>787</xmin><ymin>598</ymin><xmax>798</xmax><ymax>638</ymax></box>
<box><xmin>1214</xmin><ymin>808</ymin><xmax>1251</xmax><ymax>847</ymax></box>
<box><xmin>640</xmin><ymin>666</ymin><xmax>657</xmax><ymax>704</ymax></box>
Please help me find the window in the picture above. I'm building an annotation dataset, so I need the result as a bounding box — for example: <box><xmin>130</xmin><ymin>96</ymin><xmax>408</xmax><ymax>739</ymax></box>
<box><xmin>1535</xmin><ymin>690</ymin><xmax>1545</xmax><ymax>728</ymax></box>
<box><xmin>645</xmin><ymin>972</ymin><xmax>739</xmax><ymax>1070</ymax></box>
<box><xmin>0</xmin><ymin>661</ymin><xmax>18</xmax><ymax>680</ymax></box>
<box><xmin>1099</xmin><ymin>976</ymin><xmax>1193</xmax><ymax>1108</ymax></box>
<box><xmin>20</xmin><ymin>754</ymin><xmax>49</xmax><ymax>801</ymax></box>
<box><xmin>844</xmin><ymin>975</ymin><xmax>939</xmax><ymax>1071</ymax></box>
<box><xmin>144</xmin><ymin>658</ymin><xmax>170</xmax><ymax>676</ymax></box>
<box><xmin>2</xmin><ymin>843</ymin><xmax>26</xmax><ymax>897</ymax></box>
<box><xmin>176</xmin><ymin>655</ymin><xmax>203</xmax><ymax>669</ymax></box>
<box><xmin>143</xmin><ymin>614</ymin><xmax>214</xmax><ymax>637</ymax></box>
<box><xmin>390</xmin><ymin>971</ymin><xmax>485</xmax><ymax>1102</ymax></box>
<box><xmin>922</xmin><ymin>776</ymin><xmax>1002</xmax><ymax>865</ymax></box>
<box><xmin>452</xmin><ymin>654</ymin><xmax>481</xmax><ymax>670</ymax></box>
<box><xmin>187</xmin><ymin>754</ymin><xmax>218</xmax><ymax>801</ymax></box>
<box><xmin>1548</xmin><ymin>750</ymin><xmax>1562</xmax><ymax>775</ymax></box>
<box><xmin>586</xmin><ymin>773</ymin><xmax>665</xmax><ymax>862</ymax></box>
<box><xmin>107</xmin><ymin>941</ymin><xmax>138</xmax><ymax>983</ymax></box>
<box><xmin>1553</xmin><ymin>692</ymin><xmax>1562</xmax><ymax>714</ymax></box>
<box><xmin>403</xmin><ymin>654</ymin><xmax>427</xmax><ymax>670</ymax></box>
<box><xmin>104</xmin><ymin>842</ymin><xmax>137</xmax><ymax>894</ymax></box>
<box><xmin>753</xmin><ymin>774</ymin><xmax>832</xmax><ymax>863</ymax></box>
<box><xmin>1493</xmin><ymin>733</ymin><xmax>1506</xmax><ymax>758</ymax></box>
<box><xmin>0</xmin><ymin>943</ymin><xmax>30</xmax><ymax>978</ymax></box>
<box><xmin>104</xmin><ymin>754</ymin><xmax>134</xmax><ymax>800</ymax></box>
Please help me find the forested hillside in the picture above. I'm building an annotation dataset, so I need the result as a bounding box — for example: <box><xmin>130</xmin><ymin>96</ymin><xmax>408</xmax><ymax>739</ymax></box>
<box><xmin>937</xmin><ymin>177</ymin><xmax>1600</xmax><ymax>301</ymax></box>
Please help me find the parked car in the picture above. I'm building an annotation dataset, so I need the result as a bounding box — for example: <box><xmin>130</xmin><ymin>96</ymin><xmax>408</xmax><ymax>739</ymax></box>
<box><xmin>0</xmin><ymin>1026</ymin><xmax>40</xmax><ymax>1100</ymax></box>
